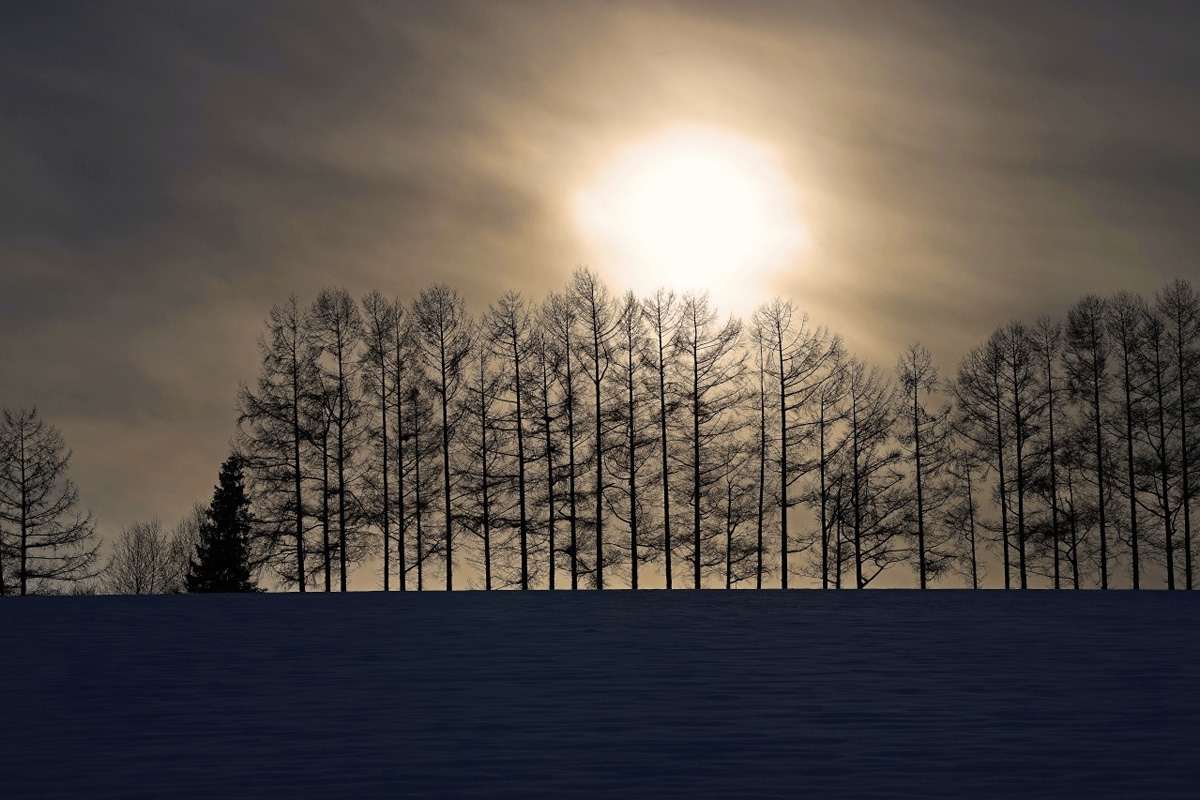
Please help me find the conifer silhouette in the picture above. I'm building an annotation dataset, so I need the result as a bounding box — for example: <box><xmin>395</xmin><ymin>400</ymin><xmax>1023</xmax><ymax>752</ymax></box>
<box><xmin>187</xmin><ymin>454</ymin><xmax>261</xmax><ymax>593</ymax></box>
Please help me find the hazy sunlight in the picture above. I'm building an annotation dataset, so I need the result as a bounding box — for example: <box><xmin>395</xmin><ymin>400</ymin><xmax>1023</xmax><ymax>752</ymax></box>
<box><xmin>576</xmin><ymin>125</ymin><xmax>806</xmax><ymax>302</ymax></box>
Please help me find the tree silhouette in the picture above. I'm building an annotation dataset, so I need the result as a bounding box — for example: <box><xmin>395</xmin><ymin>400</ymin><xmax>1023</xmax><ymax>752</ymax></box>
<box><xmin>542</xmin><ymin>291</ymin><xmax>585</xmax><ymax>588</ymax></box>
<box><xmin>486</xmin><ymin>291</ymin><xmax>536</xmax><ymax>589</ymax></box>
<box><xmin>237</xmin><ymin>295</ymin><xmax>322</xmax><ymax>591</ymax></box>
<box><xmin>1031</xmin><ymin>316</ymin><xmax>1064</xmax><ymax>588</ymax></box>
<box><xmin>944</xmin><ymin>440</ymin><xmax>985</xmax><ymax>589</ymax></box>
<box><xmin>208</xmin><ymin>276</ymin><xmax>1200</xmax><ymax>591</ymax></box>
<box><xmin>1107</xmin><ymin>291</ymin><xmax>1148</xmax><ymax>589</ymax></box>
<box><xmin>104</xmin><ymin>519</ymin><xmax>182</xmax><ymax>595</ymax></box>
<box><xmin>570</xmin><ymin>267</ymin><xmax>620</xmax><ymax>589</ymax></box>
<box><xmin>411</xmin><ymin>284</ymin><xmax>474</xmax><ymax>590</ymax></box>
<box><xmin>953</xmin><ymin>336</ymin><xmax>1012</xmax><ymax>587</ymax></box>
<box><xmin>528</xmin><ymin>326</ymin><xmax>562</xmax><ymax>588</ymax></box>
<box><xmin>0</xmin><ymin>407</ymin><xmax>99</xmax><ymax>596</ymax></box>
<box><xmin>607</xmin><ymin>290</ymin><xmax>658</xmax><ymax>589</ymax></box>
<box><xmin>1065</xmin><ymin>294</ymin><xmax>1113</xmax><ymax>589</ymax></box>
<box><xmin>643</xmin><ymin>288</ymin><xmax>681</xmax><ymax>589</ymax></box>
<box><xmin>896</xmin><ymin>343</ymin><xmax>955</xmax><ymax>588</ymax></box>
<box><xmin>802</xmin><ymin>344</ymin><xmax>848</xmax><ymax>589</ymax></box>
<box><xmin>1156</xmin><ymin>278</ymin><xmax>1199</xmax><ymax>589</ymax></box>
<box><xmin>1137</xmin><ymin>304</ymin><xmax>1179</xmax><ymax>588</ymax></box>
<box><xmin>840</xmin><ymin>359</ymin><xmax>906</xmax><ymax>588</ymax></box>
<box><xmin>310</xmin><ymin>288</ymin><xmax>366</xmax><ymax>592</ymax></box>
<box><xmin>753</xmin><ymin>298</ymin><xmax>841</xmax><ymax>588</ymax></box>
<box><xmin>457</xmin><ymin>335</ymin><xmax>508</xmax><ymax>589</ymax></box>
<box><xmin>187</xmin><ymin>454</ymin><xmax>260</xmax><ymax>593</ymax></box>
<box><xmin>360</xmin><ymin>290</ymin><xmax>402</xmax><ymax>590</ymax></box>
<box><xmin>996</xmin><ymin>321</ymin><xmax>1043</xmax><ymax>589</ymax></box>
<box><xmin>674</xmin><ymin>292</ymin><xmax>746</xmax><ymax>588</ymax></box>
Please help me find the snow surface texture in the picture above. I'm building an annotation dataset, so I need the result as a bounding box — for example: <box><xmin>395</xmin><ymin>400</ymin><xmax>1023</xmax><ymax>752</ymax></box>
<box><xmin>2</xmin><ymin>591</ymin><xmax>1197</xmax><ymax>798</ymax></box>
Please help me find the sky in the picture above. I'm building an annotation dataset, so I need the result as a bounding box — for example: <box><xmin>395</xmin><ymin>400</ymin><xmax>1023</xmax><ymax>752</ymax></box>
<box><xmin>3</xmin><ymin>0</ymin><xmax>1199</xmax><ymax>559</ymax></box>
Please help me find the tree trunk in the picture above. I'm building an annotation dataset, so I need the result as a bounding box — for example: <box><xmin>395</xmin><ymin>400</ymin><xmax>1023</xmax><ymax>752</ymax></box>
<box><xmin>628</xmin><ymin>346</ymin><xmax>639</xmax><ymax>590</ymax></box>
<box><xmin>1175</xmin><ymin>322</ymin><xmax>1193</xmax><ymax>589</ymax></box>
<box><xmin>440</xmin><ymin>336</ymin><xmax>453</xmax><ymax>592</ymax></box>
<box><xmin>913</xmin><ymin>388</ymin><xmax>927</xmax><ymax>589</ymax></box>
<box><xmin>1046</xmin><ymin>350</ymin><xmax>1059</xmax><ymax>590</ymax></box>
<box><xmin>515</xmin><ymin>340</ymin><xmax>529</xmax><ymax>591</ymax></box>
<box><xmin>594</xmin><ymin>326</ymin><xmax>605</xmax><ymax>591</ymax></box>
<box><xmin>379</xmin><ymin>348</ymin><xmax>390</xmax><ymax>592</ymax></box>
<box><xmin>1092</xmin><ymin>353</ymin><xmax>1108</xmax><ymax>590</ymax></box>
<box><xmin>291</xmin><ymin>338</ymin><xmax>306</xmax><ymax>592</ymax></box>
<box><xmin>757</xmin><ymin>337</ymin><xmax>768</xmax><ymax>589</ymax></box>
<box><xmin>396</xmin><ymin>386</ymin><xmax>407</xmax><ymax>592</ymax></box>
<box><xmin>657</xmin><ymin>325</ymin><xmax>673</xmax><ymax>590</ymax></box>
<box><xmin>1122</xmin><ymin>355</ymin><xmax>1139</xmax><ymax>588</ymax></box>
<box><xmin>693</xmin><ymin>332</ymin><xmax>702</xmax><ymax>590</ymax></box>
<box><xmin>778</xmin><ymin>334</ymin><xmax>789</xmax><ymax>589</ymax></box>
<box><xmin>993</xmin><ymin>373</ymin><xmax>1010</xmax><ymax>590</ymax></box>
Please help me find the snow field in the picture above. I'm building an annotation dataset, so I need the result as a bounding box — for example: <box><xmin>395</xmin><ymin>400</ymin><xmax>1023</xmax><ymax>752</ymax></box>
<box><xmin>2</xmin><ymin>590</ymin><xmax>1197</xmax><ymax>798</ymax></box>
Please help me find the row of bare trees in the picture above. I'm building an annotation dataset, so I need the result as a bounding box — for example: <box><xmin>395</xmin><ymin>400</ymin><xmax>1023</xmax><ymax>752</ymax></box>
<box><xmin>234</xmin><ymin>270</ymin><xmax>1200</xmax><ymax>590</ymax></box>
<box><xmin>952</xmin><ymin>283</ymin><xmax>1200</xmax><ymax>591</ymax></box>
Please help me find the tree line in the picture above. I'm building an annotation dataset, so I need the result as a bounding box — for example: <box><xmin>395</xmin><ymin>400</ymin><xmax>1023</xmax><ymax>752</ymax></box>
<box><xmin>2</xmin><ymin>272</ymin><xmax>1196</xmax><ymax>593</ymax></box>
<box><xmin>230</xmin><ymin>270</ymin><xmax>1199</xmax><ymax>591</ymax></box>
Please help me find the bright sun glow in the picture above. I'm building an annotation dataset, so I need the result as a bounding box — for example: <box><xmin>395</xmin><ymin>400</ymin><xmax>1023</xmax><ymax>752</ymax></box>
<box><xmin>576</xmin><ymin>126</ymin><xmax>806</xmax><ymax>300</ymax></box>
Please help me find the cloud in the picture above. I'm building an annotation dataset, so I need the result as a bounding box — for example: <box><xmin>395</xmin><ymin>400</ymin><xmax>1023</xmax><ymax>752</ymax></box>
<box><xmin>2</xmin><ymin>0</ymin><xmax>1199</xmax><ymax>571</ymax></box>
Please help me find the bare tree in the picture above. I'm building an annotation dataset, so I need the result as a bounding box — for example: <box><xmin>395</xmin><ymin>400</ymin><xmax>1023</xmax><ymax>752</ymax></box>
<box><xmin>526</xmin><ymin>324</ymin><xmax>561</xmax><ymax>588</ymax></box>
<box><xmin>839</xmin><ymin>360</ymin><xmax>906</xmax><ymax>588</ymax></box>
<box><xmin>753</xmin><ymin>298</ymin><xmax>840</xmax><ymax>588</ymax></box>
<box><xmin>310</xmin><ymin>386</ymin><xmax>336</xmax><ymax>591</ymax></box>
<box><xmin>236</xmin><ymin>295</ymin><xmax>322</xmax><ymax>591</ymax></box>
<box><xmin>751</xmin><ymin>319</ymin><xmax>773</xmax><ymax>588</ymax></box>
<box><xmin>542</xmin><ymin>292</ymin><xmax>585</xmax><ymax>588</ymax></box>
<box><xmin>1107</xmin><ymin>291</ymin><xmax>1148</xmax><ymax>588</ymax></box>
<box><xmin>944</xmin><ymin>440</ymin><xmax>986</xmax><ymax>589</ymax></box>
<box><xmin>804</xmin><ymin>348</ymin><xmax>849</xmax><ymax>589</ymax></box>
<box><xmin>1031</xmin><ymin>316</ymin><xmax>1065</xmax><ymax>588</ymax></box>
<box><xmin>1137</xmin><ymin>304</ymin><xmax>1180</xmax><ymax>587</ymax></box>
<box><xmin>1156</xmin><ymin>278</ymin><xmax>1199</xmax><ymax>589</ymax></box>
<box><xmin>673</xmin><ymin>293</ymin><xmax>747</xmax><ymax>589</ymax></box>
<box><xmin>411</xmin><ymin>284</ymin><xmax>474</xmax><ymax>591</ymax></box>
<box><xmin>643</xmin><ymin>288</ymin><xmax>681</xmax><ymax>588</ymax></box>
<box><xmin>390</xmin><ymin>311</ymin><xmax>417</xmax><ymax>590</ymax></box>
<box><xmin>607</xmin><ymin>291</ymin><xmax>658</xmax><ymax>589</ymax></box>
<box><xmin>896</xmin><ymin>343</ymin><xmax>955</xmax><ymax>588</ymax></box>
<box><xmin>0</xmin><ymin>407</ymin><xmax>100</xmax><ymax>595</ymax></box>
<box><xmin>486</xmin><ymin>291</ymin><xmax>535</xmax><ymax>589</ymax></box>
<box><xmin>716</xmin><ymin>436</ymin><xmax>761</xmax><ymax>588</ymax></box>
<box><xmin>360</xmin><ymin>291</ymin><xmax>402</xmax><ymax>590</ymax></box>
<box><xmin>570</xmin><ymin>267</ymin><xmax>621</xmax><ymax>589</ymax></box>
<box><xmin>103</xmin><ymin>519</ymin><xmax>179</xmax><ymax>595</ymax></box>
<box><xmin>309</xmin><ymin>288</ymin><xmax>367</xmax><ymax>591</ymax></box>
<box><xmin>400</xmin><ymin>382</ymin><xmax>441</xmax><ymax>590</ymax></box>
<box><xmin>1064</xmin><ymin>294</ymin><xmax>1113</xmax><ymax>589</ymax></box>
<box><xmin>169</xmin><ymin>503</ymin><xmax>207</xmax><ymax>592</ymax></box>
<box><xmin>953</xmin><ymin>336</ymin><xmax>1013</xmax><ymax>587</ymax></box>
<box><xmin>457</xmin><ymin>335</ymin><xmax>509</xmax><ymax>589</ymax></box>
<box><xmin>997</xmin><ymin>321</ymin><xmax>1044</xmax><ymax>589</ymax></box>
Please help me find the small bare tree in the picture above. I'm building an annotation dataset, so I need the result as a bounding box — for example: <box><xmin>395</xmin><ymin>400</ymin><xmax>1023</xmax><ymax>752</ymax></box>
<box><xmin>103</xmin><ymin>519</ymin><xmax>179</xmax><ymax>595</ymax></box>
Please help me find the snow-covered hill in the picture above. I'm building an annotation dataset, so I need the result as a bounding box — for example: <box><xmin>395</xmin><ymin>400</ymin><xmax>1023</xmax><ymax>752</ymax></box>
<box><xmin>3</xmin><ymin>590</ymin><xmax>1196</xmax><ymax>798</ymax></box>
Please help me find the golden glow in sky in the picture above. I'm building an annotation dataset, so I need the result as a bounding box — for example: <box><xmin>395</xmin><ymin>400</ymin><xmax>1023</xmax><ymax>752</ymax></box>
<box><xmin>576</xmin><ymin>125</ymin><xmax>806</xmax><ymax>303</ymax></box>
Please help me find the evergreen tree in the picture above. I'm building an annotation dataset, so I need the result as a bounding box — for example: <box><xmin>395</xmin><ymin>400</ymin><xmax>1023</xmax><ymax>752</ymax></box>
<box><xmin>187</xmin><ymin>454</ymin><xmax>261</xmax><ymax>593</ymax></box>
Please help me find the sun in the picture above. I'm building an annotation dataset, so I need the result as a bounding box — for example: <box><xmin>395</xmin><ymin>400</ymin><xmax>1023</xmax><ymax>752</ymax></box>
<box><xmin>576</xmin><ymin>125</ymin><xmax>805</xmax><ymax>299</ymax></box>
